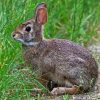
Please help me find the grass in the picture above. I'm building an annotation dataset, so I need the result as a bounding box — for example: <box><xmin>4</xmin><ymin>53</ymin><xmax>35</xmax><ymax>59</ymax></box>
<box><xmin>0</xmin><ymin>0</ymin><xmax>100</xmax><ymax>99</ymax></box>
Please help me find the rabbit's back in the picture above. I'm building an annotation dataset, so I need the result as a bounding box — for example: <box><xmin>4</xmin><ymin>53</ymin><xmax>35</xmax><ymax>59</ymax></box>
<box><xmin>41</xmin><ymin>39</ymin><xmax>97</xmax><ymax>68</ymax></box>
<box><xmin>42</xmin><ymin>39</ymin><xmax>97</xmax><ymax>73</ymax></box>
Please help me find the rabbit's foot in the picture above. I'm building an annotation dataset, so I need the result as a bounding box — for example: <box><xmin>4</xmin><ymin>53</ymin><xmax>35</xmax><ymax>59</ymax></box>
<box><xmin>51</xmin><ymin>86</ymin><xmax>79</xmax><ymax>96</ymax></box>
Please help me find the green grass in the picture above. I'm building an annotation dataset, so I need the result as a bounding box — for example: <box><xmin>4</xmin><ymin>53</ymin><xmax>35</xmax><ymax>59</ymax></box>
<box><xmin>0</xmin><ymin>0</ymin><xmax>100</xmax><ymax>99</ymax></box>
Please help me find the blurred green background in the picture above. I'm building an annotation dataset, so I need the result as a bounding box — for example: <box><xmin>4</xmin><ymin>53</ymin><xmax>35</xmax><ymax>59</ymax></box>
<box><xmin>0</xmin><ymin>0</ymin><xmax>100</xmax><ymax>99</ymax></box>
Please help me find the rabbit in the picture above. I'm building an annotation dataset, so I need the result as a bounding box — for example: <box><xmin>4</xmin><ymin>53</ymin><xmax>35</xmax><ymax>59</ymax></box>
<box><xmin>12</xmin><ymin>3</ymin><xmax>98</xmax><ymax>95</ymax></box>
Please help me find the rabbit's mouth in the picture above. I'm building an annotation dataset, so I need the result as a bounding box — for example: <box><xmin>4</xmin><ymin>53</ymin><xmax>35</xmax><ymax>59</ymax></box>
<box><xmin>24</xmin><ymin>38</ymin><xmax>34</xmax><ymax>42</ymax></box>
<box><xmin>17</xmin><ymin>38</ymin><xmax>38</xmax><ymax>46</ymax></box>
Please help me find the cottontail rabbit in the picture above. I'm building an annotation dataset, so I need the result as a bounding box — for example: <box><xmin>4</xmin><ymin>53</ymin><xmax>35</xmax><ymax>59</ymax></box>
<box><xmin>12</xmin><ymin>3</ymin><xmax>98</xmax><ymax>95</ymax></box>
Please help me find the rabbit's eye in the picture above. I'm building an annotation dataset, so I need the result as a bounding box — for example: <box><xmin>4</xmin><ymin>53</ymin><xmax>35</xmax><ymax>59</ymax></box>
<box><xmin>25</xmin><ymin>26</ymin><xmax>31</xmax><ymax>32</ymax></box>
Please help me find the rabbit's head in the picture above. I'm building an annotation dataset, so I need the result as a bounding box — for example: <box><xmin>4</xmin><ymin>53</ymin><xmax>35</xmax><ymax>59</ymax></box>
<box><xmin>12</xmin><ymin>3</ymin><xmax>47</xmax><ymax>46</ymax></box>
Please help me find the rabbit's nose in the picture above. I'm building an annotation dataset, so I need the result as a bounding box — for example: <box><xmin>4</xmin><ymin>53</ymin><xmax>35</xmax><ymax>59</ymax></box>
<box><xmin>12</xmin><ymin>34</ymin><xmax>15</xmax><ymax>37</ymax></box>
<box><xmin>12</xmin><ymin>32</ymin><xmax>18</xmax><ymax>38</ymax></box>
<box><xmin>12</xmin><ymin>32</ymin><xmax>17</xmax><ymax>39</ymax></box>
<box><xmin>12</xmin><ymin>33</ymin><xmax>17</xmax><ymax>39</ymax></box>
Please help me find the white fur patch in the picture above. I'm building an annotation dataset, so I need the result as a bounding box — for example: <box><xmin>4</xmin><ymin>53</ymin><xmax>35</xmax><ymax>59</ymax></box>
<box><xmin>17</xmin><ymin>38</ymin><xmax>39</xmax><ymax>46</ymax></box>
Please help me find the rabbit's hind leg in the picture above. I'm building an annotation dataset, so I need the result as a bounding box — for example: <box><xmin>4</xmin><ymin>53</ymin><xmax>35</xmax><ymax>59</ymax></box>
<box><xmin>51</xmin><ymin>85</ymin><xmax>79</xmax><ymax>96</ymax></box>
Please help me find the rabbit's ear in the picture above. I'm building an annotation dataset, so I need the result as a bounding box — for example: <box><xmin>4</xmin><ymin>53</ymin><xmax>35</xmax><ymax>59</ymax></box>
<box><xmin>35</xmin><ymin>3</ymin><xmax>47</xmax><ymax>25</ymax></box>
